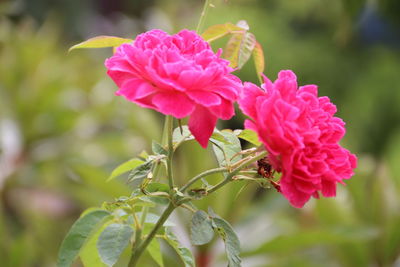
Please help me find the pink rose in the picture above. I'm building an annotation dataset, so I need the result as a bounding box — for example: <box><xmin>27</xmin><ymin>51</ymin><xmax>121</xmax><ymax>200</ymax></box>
<box><xmin>238</xmin><ymin>70</ymin><xmax>357</xmax><ymax>208</ymax></box>
<box><xmin>105</xmin><ymin>29</ymin><xmax>242</xmax><ymax>148</ymax></box>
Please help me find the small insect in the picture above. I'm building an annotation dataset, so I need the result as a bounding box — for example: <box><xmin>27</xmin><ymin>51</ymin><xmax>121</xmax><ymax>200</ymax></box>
<box><xmin>257</xmin><ymin>157</ymin><xmax>281</xmax><ymax>192</ymax></box>
<box><xmin>257</xmin><ymin>157</ymin><xmax>273</xmax><ymax>178</ymax></box>
<box><xmin>189</xmin><ymin>188</ymin><xmax>208</xmax><ymax>198</ymax></box>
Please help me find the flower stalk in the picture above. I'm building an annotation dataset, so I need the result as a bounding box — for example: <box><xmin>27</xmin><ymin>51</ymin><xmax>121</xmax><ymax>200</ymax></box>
<box><xmin>180</xmin><ymin>167</ymin><xmax>228</xmax><ymax>192</ymax></box>
<box><xmin>196</xmin><ymin>0</ymin><xmax>213</xmax><ymax>33</ymax></box>
<box><xmin>166</xmin><ymin>115</ymin><xmax>174</xmax><ymax>189</ymax></box>
<box><xmin>129</xmin><ymin>115</ymin><xmax>176</xmax><ymax>266</ymax></box>
<box><xmin>128</xmin><ymin>203</ymin><xmax>175</xmax><ymax>267</ymax></box>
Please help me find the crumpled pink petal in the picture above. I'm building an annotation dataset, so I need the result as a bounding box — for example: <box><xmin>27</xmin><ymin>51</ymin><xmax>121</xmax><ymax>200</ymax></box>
<box><xmin>238</xmin><ymin>70</ymin><xmax>357</xmax><ymax>208</ymax></box>
<box><xmin>105</xmin><ymin>29</ymin><xmax>242</xmax><ymax>148</ymax></box>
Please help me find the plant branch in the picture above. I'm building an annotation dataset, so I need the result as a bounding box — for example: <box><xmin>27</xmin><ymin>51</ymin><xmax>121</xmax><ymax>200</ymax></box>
<box><xmin>207</xmin><ymin>151</ymin><xmax>267</xmax><ymax>194</ymax></box>
<box><xmin>180</xmin><ymin>167</ymin><xmax>228</xmax><ymax>192</ymax></box>
<box><xmin>166</xmin><ymin>116</ymin><xmax>174</xmax><ymax>188</ymax></box>
<box><xmin>196</xmin><ymin>0</ymin><xmax>212</xmax><ymax>34</ymax></box>
<box><xmin>133</xmin><ymin>212</ymin><xmax>142</xmax><ymax>247</ymax></box>
<box><xmin>130</xmin><ymin>116</ymin><xmax>174</xmax><ymax>265</ymax></box>
<box><xmin>128</xmin><ymin>203</ymin><xmax>175</xmax><ymax>267</ymax></box>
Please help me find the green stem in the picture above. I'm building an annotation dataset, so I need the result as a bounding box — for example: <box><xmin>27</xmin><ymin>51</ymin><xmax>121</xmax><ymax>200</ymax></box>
<box><xmin>207</xmin><ymin>151</ymin><xmax>267</xmax><ymax>194</ymax></box>
<box><xmin>161</xmin><ymin>115</ymin><xmax>170</xmax><ymax>146</ymax></box>
<box><xmin>133</xmin><ymin>213</ymin><xmax>142</xmax><ymax>247</ymax></box>
<box><xmin>196</xmin><ymin>0</ymin><xmax>212</xmax><ymax>33</ymax></box>
<box><xmin>140</xmin><ymin>207</ymin><xmax>148</xmax><ymax>226</ymax></box>
<box><xmin>128</xmin><ymin>116</ymin><xmax>176</xmax><ymax>266</ymax></box>
<box><xmin>166</xmin><ymin>116</ymin><xmax>174</xmax><ymax>188</ymax></box>
<box><xmin>129</xmin><ymin>116</ymin><xmax>174</xmax><ymax>265</ymax></box>
<box><xmin>132</xmin><ymin>205</ymin><xmax>148</xmax><ymax>249</ymax></box>
<box><xmin>128</xmin><ymin>203</ymin><xmax>175</xmax><ymax>267</ymax></box>
<box><xmin>180</xmin><ymin>167</ymin><xmax>228</xmax><ymax>192</ymax></box>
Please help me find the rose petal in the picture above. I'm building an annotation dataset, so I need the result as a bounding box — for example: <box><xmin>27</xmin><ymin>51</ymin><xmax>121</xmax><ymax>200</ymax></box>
<box><xmin>152</xmin><ymin>92</ymin><xmax>194</xmax><ymax>118</ymax></box>
<box><xmin>188</xmin><ymin>105</ymin><xmax>217</xmax><ymax>148</ymax></box>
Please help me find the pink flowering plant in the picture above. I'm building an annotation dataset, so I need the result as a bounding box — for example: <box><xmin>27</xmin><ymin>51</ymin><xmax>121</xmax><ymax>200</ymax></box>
<box><xmin>58</xmin><ymin>1</ymin><xmax>357</xmax><ymax>267</ymax></box>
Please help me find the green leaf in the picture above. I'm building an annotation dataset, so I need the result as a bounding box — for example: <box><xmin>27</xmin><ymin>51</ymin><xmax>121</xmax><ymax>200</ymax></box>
<box><xmin>147</xmin><ymin>238</ymin><xmax>164</xmax><ymax>267</ymax></box>
<box><xmin>136</xmin><ymin>212</ymin><xmax>175</xmax><ymax>227</ymax></box>
<box><xmin>164</xmin><ymin>228</ymin><xmax>195</xmax><ymax>267</ymax></box>
<box><xmin>212</xmin><ymin>217</ymin><xmax>241</xmax><ymax>267</ymax></box>
<box><xmin>212</xmin><ymin>130</ymin><xmax>242</xmax><ymax>169</ymax></box>
<box><xmin>107</xmin><ymin>159</ymin><xmax>144</xmax><ymax>182</ymax></box>
<box><xmin>145</xmin><ymin>182</ymin><xmax>170</xmax><ymax>194</ymax></box>
<box><xmin>69</xmin><ymin>36</ymin><xmax>133</xmax><ymax>52</ymax></box>
<box><xmin>80</xmin><ymin>222</ymin><xmax>111</xmax><ymax>267</ymax></box>
<box><xmin>97</xmin><ymin>223</ymin><xmax>134</xmax><ymax>266</ymax></box>
<box><xmin>201</xmin><ymin>23</ymin><xmax>245</xmax><ymax>42</ymax></box>
<box><xmin>138</xmin><ymin>150</ymin><xmax>149</xmax><ymax>160</ymax></box>
<box><xmin>237</xmin><ymin>32</ymin><xmax>256</xmax><ymax>69</ymax></box>
<box><xmin>252</xmin><ymin>42</ymin><xmax>265</xmax><ymax>79</ymax></box>
<box><xmin>237</xmin><ymin>129</ymin><xmax>261</xmax><ymax>146</ymax></box>
<box><xmin>57</xmin><ymin>209</ymin><xmax>110</xmax><ymax>267</ymax></box>
<box><xmin>152</xmin><ymin>141</ymin><xmax>168</xmax><ymax>156</ymax></box>
<box><xmin>139</xmin><ymin>195</ymin><xmax>169</xmax><ymax>205</ymax></box>
<box><xmin>190</xmin><ymin>210</ymin><xmax>214</xmax><ymax>245</ymax></box>
<box><xmin>210</xmin><ymin>131</ymin><xmax>231</xmax><ymax>144</ymax></box>
<box><xmin>172</xmin><ymin>125</ymin><xmax>194</xmax><ymax>146</ymax></box>
<box><xmin>128</xmin><ymin>160</ymin><xmax>154</xmax><ymax>186</ymax></box>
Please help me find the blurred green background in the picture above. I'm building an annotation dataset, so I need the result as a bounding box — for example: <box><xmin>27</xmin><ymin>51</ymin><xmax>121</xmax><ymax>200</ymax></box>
<box><xmin>1</xmin><ymin>0</ymin><xmax>400</xmax><ymax>266</ymax></box>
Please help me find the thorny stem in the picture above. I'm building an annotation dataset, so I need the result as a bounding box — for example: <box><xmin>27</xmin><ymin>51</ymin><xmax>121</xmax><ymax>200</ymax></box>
<box><xmin>196</xmin><ymin>0</ymin><xmax>212</xmax><ymax>34</ymax></box>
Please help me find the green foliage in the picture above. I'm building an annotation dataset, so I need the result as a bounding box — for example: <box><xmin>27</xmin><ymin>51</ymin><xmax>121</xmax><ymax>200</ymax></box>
<box><xmin>201</xmin><ymin>23</ymin><xmax>245</xmax><ymax>42</ymax></box>
<box><xmin>211</xmin><ymin>217</ymin><xmax>241</xmax><ymax>267</ymax></box>
<box><xmin>69</xmin><ymin>36</ymin><xmax>133</xmax><ymax>52</ymax></box>
<box><xmin>57</xmin><ymin>209</ymin><xmax>110</xmax><ymax>267</ymax></box>
<box><xmin>237</xmin><ymin>129</ymin><xmax>262</xmax><ymax>147</ymax></box>
<box><xmin>210</xmin><ymin>130</ymin><xmax>231</xmax><ymax>144</ymax></box>
<box><xmin>144</xmin><ymin>183</ymin><xmax>170</xmax><ymax>194</ymax></box>
<box><xmin>147</xmin><ymin>238</ymin><xmax>164</xmax><ymax>267</ymax></box>
<box><xmin>97</xmin><ymin>223</ymin><xmax>134</xmax><ymax>266</ymax></box>
<box><xmin>152</xmin><ymin>141</ymin><xmax>168</xmax><ymax>156</ymax></box>
<box><xmin>189</xmin><ymin>209</ymin><xmax>241</xmax><ymax>266</ymax></box>
<box><xmin>212</xmin><ymin>129</ymin><xmax>242</xmax><ymax>168</ymax></box>
<box><xmin>107</xmin><ymin>159</ymin><xmax>145</xmax><ymax>182</ymax></box>
<box><xmin>172</xmin><ymin>125</ymin><xmax>194</xmax><ymax>149</ymax></box>
<box><xmin>163</xmin><ymin>228</ymin><xmax>195</xmax><ymax>267</ymax></box>
<box><xmin>190</xmin><ymin>210</ymin><xmax>214</xmax><ymax>245</ymax></box>
<box><xmin>128</xmin><ymin>160</ymin><xmax>154</xmax><ymax>186</ymax></box>
<box><xmin>80</xmin><ymin>222</ymin><xmax>109</xmax><ymax>267</ymax></box>
<box><xmin>137</xmin><ymin>212</ymin><xmax>175</xmax><ymax>227</ymax></box>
